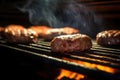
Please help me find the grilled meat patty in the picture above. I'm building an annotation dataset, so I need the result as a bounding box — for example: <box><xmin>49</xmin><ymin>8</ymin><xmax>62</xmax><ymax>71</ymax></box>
<box><xmin>4</xmin><ymin>24</ymin><xmax>38</xmax><ymax>43</ymax></box>
<box><xmin>42</xmin><ymin>27</ymin><xmax>80</xmax><ymax>41</ymax></box>
<box><xmin>29</xmin><ymin>26</ymin><xmax>80</xmax><ymax>41</ymax></box>
<box><xmin>96</xmin><ymin>30</ymin><xmax>120</xmax><ymax>46</ymax></box>
<box><xmin>28</xmin><ymin>26</ymin><xmax>51</xmax><ymax>37</ymax></box>
<box><xmin>51</xmin><ymin>33</ymin><xmax>92</xmax><ymax>53</ymax></box>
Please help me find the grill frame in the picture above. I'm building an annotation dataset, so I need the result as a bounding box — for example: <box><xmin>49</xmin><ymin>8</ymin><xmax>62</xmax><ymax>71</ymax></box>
<box><xmin>0</xmin><ymin>39</ymin><xmax>120</xmax><ymax>80</ymax></box>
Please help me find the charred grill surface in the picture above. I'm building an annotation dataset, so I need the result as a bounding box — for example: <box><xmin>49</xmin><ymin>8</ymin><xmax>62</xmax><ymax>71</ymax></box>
<box><xmin>0</xmin><ymin>38</ymin><xmax>120</xmax><ymax>80</ymax></box>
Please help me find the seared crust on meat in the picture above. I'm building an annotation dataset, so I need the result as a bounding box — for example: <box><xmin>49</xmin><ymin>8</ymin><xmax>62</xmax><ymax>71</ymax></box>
<box><xmin>96</xmin><ymin>30</ymin><xmax>120</xmax><ymax>46</ymax></box>
<box><xmin>41</xmin><ymin>28</ymin><xmax>66</xmax><ymax>41</ymax></box>
<box><xmin>51</xmin><ymin>34</ymin><xmax>92</xmax><ymax>53</ymax></box>
<box><xmin>63</xmin><ymin>27</ymin><xmax>80</xmax><ymax>34</ymax></box>
<box><xmin>28</xmin><ymin>26</ymin><xmax>50</xmax><ymax>37</ymax></box>
<box><xmin>42</xmin><ymin>27</ymin><xmax>80</xmax><ymax>41</ymax></box>
<box><xmin>4</xmin><ymin>24</ymin><xmax>38</xmax><ymax>43</ymax></box>
<box><xmin>29</xmin><ymin>26</ymin><xmax>80</xmax><ymax>41</ymax></box>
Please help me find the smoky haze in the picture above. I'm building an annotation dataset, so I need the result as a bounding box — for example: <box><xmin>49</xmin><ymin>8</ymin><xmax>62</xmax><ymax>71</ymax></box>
<box><xmin>18</xmin><ymin>0</ymin><xmax>104</xmax><ymax>38</ymax></box>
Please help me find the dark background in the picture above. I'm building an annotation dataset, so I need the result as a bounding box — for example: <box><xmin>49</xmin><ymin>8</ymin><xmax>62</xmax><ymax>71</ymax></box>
<box><xmin>0</xmin><ymin>0</ymin><xmax>120</xmax><ymax>79</ymax></box>
<box><xmin>0</xmin><ymin>0</ymin><xmax>120</xmax><ymax>29</ymax></box>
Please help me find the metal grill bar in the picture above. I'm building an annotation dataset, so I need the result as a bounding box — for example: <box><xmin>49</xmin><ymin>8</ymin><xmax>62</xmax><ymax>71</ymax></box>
<box><xmin>64</xmin><ymin>54</ymin><xmax>120</xmax><ymax>69</ymax></box>
<box><xmin>31</xmin><ymin>44</ymin><xmax>120</xmax><ymax>63</ymax></box>
<box><xmin>0</xmin><ymin>39</ymin><xmax>120</xmax><ymax>69</ymax></box>
<box><xmin>21</xmin><ymin>41</ymin><xmax>120</xmax><ymax>69</ymax></box>
<box><xmin>0</xmin><ymin>39</ymin><xmax>120</xmax><ymax>80</ymax></box>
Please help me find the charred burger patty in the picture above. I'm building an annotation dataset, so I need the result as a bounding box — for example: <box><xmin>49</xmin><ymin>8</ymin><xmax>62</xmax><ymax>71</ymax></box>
<box><xmin>4</xmin><ymin>25</ymin><xmax>38</xmax><ymax>43</ymax></box>
<box><xmin>51</xmin><ymin>33</ymin><xmax>92</xmax><ymax>53</ymax></box>
<box><xmin>96</xmin><ymin>30</ymin><xmax>120</xmax><ymax>46</ymax></box>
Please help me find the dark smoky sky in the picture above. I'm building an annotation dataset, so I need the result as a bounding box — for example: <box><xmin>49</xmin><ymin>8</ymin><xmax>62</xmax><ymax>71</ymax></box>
<box><xmin>17</xmin><ymin>0</ymin><xmax>104</xmax><ymax>38</ymax></box>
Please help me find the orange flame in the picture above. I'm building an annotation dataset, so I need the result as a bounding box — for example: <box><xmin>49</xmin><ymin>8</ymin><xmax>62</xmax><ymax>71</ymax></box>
<box><xmin>63</xmin><ymin>57</ymin><xmax>120</xmax><ymax>74</ymax></box>
<box><xmin>56</xmin><ymin>57</ymin><xmax>120</xmax><ymax>80</ymax></box>
<box><xmin>57</xmin><ymin>69</ymin><xmax>85</xmax><ymax>80</ymax></box>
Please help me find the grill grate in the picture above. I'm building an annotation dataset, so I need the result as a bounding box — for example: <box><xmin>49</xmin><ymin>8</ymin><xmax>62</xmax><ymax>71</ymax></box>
<box><xmin>0</xmin><ymin>39</ymin><xmax>120</xmax><ymax>80</ymax></box>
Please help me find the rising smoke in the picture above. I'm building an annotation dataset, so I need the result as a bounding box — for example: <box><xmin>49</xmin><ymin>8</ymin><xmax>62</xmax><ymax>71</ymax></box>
<box><xmin>18</xmin><ymin>0</ymin><xmax>104</xmax><ymax>38</ymax></box>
